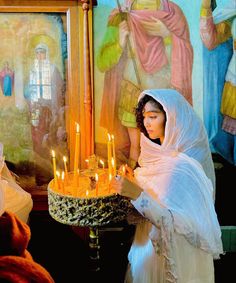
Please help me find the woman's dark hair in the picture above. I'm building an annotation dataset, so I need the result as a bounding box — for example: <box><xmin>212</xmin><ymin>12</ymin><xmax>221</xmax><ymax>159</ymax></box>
<box><xmin>135</xmin><ymin>95</ymin><xmax>166</xmax><ymax>137</ymax></box>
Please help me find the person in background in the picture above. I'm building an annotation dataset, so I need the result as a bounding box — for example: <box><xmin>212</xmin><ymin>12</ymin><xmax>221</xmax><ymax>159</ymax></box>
<box><xmin>0</xmin><ymin>142</ymin><xmax>32</xmax><ymax>224</ymax></box>
<box><xmin>97</xmin><ymin>0</ymin><xmax>193</xmax><ymax>169</ymax></box>
<box><xmin>111</xmin><ymin>89</ymin><xmax>223</xmax><ymax>283</ymax></box>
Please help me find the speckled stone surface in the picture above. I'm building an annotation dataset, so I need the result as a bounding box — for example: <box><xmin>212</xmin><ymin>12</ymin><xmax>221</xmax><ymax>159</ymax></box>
<box><xmin>48</xmin><ymin>186</ymin><xmax>135</xmax><ymax>227</ymax></box>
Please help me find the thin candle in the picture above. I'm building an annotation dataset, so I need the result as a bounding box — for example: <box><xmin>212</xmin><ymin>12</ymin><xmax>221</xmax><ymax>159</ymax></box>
<box><xmin>63</xmin><ymin>156</ymin><xmax>68</xmax><ymax>183</ymax></box>
<box><xmin>111</xmin><ymin>157</ymin><xmax>115</xmax><ymax>176</ymax></box>
<box><xmin>107</xmin><ymin>133</ymin><xmax>112</xmax><ymax>177</ymax></box>
<box><xmin>51</xmin><ymin>150</ymin><xmax>57</xmax><ymax>188</ymax></box>
<box><xmin>74</xmin><ymin>123</ymin><xmax>80</xmax><ymax>174</ymax></box>
<box><xmin>111</xmin><ymin>134</ymin><xmax>116</xmax><ymax>174</ymax></box>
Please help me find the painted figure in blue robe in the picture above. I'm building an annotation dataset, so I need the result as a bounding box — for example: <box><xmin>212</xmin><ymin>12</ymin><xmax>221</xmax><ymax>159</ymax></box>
<box><xmin>0</xmin><ymin>61</ymin><xmax>14</xmax><ymax>96</ymax></box>
<box><xmin>200</xmin><ymin>0</ymin><xmax>236</xmax><ymax>165</ymax></box>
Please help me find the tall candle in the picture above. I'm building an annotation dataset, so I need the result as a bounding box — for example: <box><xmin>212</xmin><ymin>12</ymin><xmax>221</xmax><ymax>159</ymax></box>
<box><xmin>111</xmin><ymin>157</ymin><xmax>115</xmax><ymax>176</ymax></box>
<box><xmin>111</xmin><ymin>134</ymin><xmax>116</xmax><ymax>174</ymax></box>
<box><xmin>51</xmin><ymin>150</ymin><xmax>57</xmax><ymax>188</ymax></box>
<box><xmin>74</xmin><ymin>123</ymin><xmax>80</xmax><ymax>174</ymax></box>
<box><xmin>107</xmin><ymin>133</ymin><xmax>112</xmax><ymax>177</ymax></box>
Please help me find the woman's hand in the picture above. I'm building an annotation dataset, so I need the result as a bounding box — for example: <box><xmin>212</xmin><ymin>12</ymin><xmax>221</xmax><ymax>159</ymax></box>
<box><xmin>119</xmin><ymin>20</ymin><xmax>129</xmax><ymax>48</ymax></box>
<box><xmin>141</xmin><ymin>18</ymin><xmax>170</xmax><ymax>37</ymax></box>
<box><xmin>202</xmin><ymin>0</ymin><xmax>211</xmax><ymax>9</ymax></box>
<box><xmin>110</xmin><ymin>174</ymin><xmax>142</xmax><ymax>200</ymax></box>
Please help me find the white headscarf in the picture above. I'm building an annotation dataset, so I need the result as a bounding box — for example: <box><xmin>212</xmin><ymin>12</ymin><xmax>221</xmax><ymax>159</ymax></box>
<box><xmin>135</xmin><ymin>89</ymin><xmax>223</xmax><ymax>258</ymax></box>
<box><xmin>138</xmin><ymin>88</ymin><xmax>216</xmax><ymax>194</ymax></box>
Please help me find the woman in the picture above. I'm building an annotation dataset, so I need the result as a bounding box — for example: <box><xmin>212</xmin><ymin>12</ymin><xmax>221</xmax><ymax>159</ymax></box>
<box><xmin>111</xmin><ymin>89</ymin><xmax>223</xmax><ymax>283</ymax></box>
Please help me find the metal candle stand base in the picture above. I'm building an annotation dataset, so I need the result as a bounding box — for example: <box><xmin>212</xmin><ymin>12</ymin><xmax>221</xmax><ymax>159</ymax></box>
<box><xmin>89</xmin><ymin>227</ymin><xmax>100</xmax><ymax>272</ymax></box>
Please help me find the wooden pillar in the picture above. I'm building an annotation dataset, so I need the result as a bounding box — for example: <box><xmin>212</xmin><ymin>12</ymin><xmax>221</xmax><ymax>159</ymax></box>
<box><xmin>81</xmin><ymin>0</ymin><xmax>94</xmax><ymax>159</ymax></box>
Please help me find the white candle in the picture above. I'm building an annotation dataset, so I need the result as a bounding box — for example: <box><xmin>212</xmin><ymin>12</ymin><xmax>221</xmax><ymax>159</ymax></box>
<box><xmin>107</xmin><ymin>133</ymin><xmax>112</xmax><ymax>177</ymax></box>
<box><xmin>51</xmin><ymin>150</ymin><xmax>57</xmax><ymax>189</ymax></box>
<box><xmin>111</xmin><ymin>134</ymin><xmax>116</xmax><ymax>174</ymax></box>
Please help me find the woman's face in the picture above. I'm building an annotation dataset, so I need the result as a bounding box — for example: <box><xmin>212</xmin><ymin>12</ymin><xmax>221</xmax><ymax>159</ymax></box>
<box><xmin>143</xmin><ymin>101</ymin><xmax>166</xmax><ymax>143</ymax></box>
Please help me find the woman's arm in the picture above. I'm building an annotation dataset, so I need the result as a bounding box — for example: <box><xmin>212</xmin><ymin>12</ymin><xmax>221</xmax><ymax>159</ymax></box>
<box><xmin>110</xmin><ymin>173</ymin><xmax>172</xmax><ymax>228</ymax></box>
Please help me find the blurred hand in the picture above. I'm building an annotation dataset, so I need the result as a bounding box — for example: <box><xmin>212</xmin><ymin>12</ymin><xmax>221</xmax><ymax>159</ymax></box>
<box><xmin>119</xmin><ymin>20</ymin><xmax>129</xmax><ymax>48</ymax></box>
<box><xmin>110</xmin><ymin>174</ymin><xmax>142</xmax><ymax>200</ymax></box>
<box><xmin>141</xmin><ymin>18</ymin><xmax>170</xmax><ymax>37</ymax></box>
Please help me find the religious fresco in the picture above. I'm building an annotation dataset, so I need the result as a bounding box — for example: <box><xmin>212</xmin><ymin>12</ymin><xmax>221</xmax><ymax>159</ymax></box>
<box><xmin>93</xmin><ymin>0</ymin><xmax>235</xmax><ymax>168</ymax></box>
<box><xmin>0</xmin><ymin>13</ymin><xmax>68</xmax><ymax>188</ymax></box>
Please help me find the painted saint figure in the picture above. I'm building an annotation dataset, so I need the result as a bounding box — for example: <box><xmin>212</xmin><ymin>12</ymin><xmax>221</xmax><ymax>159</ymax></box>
<box><xmin>200</xmin><ymin>0</ymin><xmax>236</xmax><ymax>165</ymax></box>
<box><xmin>24</xmin><ymin>43</ymin><xmax>66</xmax><ymax>184</ymax></box>
<box><xmin>0</xmin><ymin>61</ymin><xmax>14</xmax><ymax>97</ymax></box>
<box><xmin>97</xmin><ymin>0</ymin><xmax>193</xmax><ymax>168</ymax></box>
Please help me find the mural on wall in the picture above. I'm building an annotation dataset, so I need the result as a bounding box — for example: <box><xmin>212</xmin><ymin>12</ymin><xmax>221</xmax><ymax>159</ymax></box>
<box><xmin>94</xmin><ymin>0</ymin><xmax>194</xmax><ymax>168</ymax></box>
<box><xmin>94</xmin><ymin>0</ymin><xmax>235</xmax><ymax>169</ymax></box>
<box><xmin>200</xmin><ymin>0</ymin><xmax>236</xmax><ymax>166</ymax></box>
<box><xmin>0</xmin><ymin>13</ymin><xmax>68</xmax><ymax>188</ymax></box>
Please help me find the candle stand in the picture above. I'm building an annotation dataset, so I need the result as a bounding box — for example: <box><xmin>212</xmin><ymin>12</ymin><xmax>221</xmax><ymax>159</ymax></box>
<box><xmin>47</xmin><ymin>180</ymin><xmax>137</xmax><ymax>272</ymax></box>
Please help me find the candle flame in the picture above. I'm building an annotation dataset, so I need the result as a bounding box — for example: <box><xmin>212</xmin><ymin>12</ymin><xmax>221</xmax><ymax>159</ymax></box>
<box><xmin>51</xmin><ymin>150</ymin><xmax>55</xmax><ymax>158</ymax></box>
<box><xmin>111</xmin><ymin>134</ymin><xmax>114</xmax><ymax>140</ymax></box>
<box><xmin>86</xmin><ymin>190</ymin><xmax>89</xmax><ymax>196</ymax></box>
<box><xmin>76</xmin><ymin>122</ymin><xmax>80</xmax><ymax>133</ymax></box>
<box><xmin>107</xmin><ymin>133</ymin><xmax>111</xmax><ymax>141</ymax></box>
<box><xmin>111</xmin><ymin>157</ymin><xmax>114</xmax><ymax>167</ymax></box>
<box><xmin>99</xmin><ymin>159</ymin><xmax>104</xmax><ymax>166</ymax></box>
<box><xmin>122</xmin><ymin>165</ymin><xmax>126</xmax><ymax>175</ymax></box>
<box><xmin>95</xmin><ymin>173</ymin><xmax>99</xmax><ymax>182</ymax></box>
<box><xmin>63</xmin><ymin>156</ymin><xmax>67</xmax><ymax>163</ymax></box>
<box><xmin>56</xmin><ymin>170</ymin><xmax>60</xmax><ymax>178</ymax></box>
<box><xmin>61</xmin><ymin>171</ymin><xmax>65</xmax><ymax>180</ymax></box>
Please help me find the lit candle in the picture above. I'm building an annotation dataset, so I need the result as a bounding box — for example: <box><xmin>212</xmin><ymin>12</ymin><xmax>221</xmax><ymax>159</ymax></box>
<box><xmin>107</xmin><ymin>133</ymin><xmax>112</xmax><ymax>177</ymax></box>
<box><xmin>51</xmin><ymin>150</ymin><xmax>57</xmax><ymax>188</ymax></box>
<box><xmin>111</xmin><ymin>157</ymin><xmax>115</xmax><ymax>176</ymax></box>
<box><xmin>63</xmin><ymin>156</ymin><xmax>68</xmax><ymax>183</ymax></box>
<box><xmin>111</xmin><ymin>134</ymin><xmax>116</xmax><ymax>174</ymax></box>
<box><xmin>122</xmin><ymin>165</ymin><xmax>126</xmax><ymax>175</ymax></box>
<box><xmin>74</xmin><ymin>123</ymin><xmax>80</xmax><ymax>174</ymax></box>
<box><xmin>95</xmin><ymin>173</ymin><xmax>99</xmax><ymax>196</ymax></box>
<box><xmin>86</xmin><ymin>190</ymin><xmax>89</xmax><ymax>197</ymax></box>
